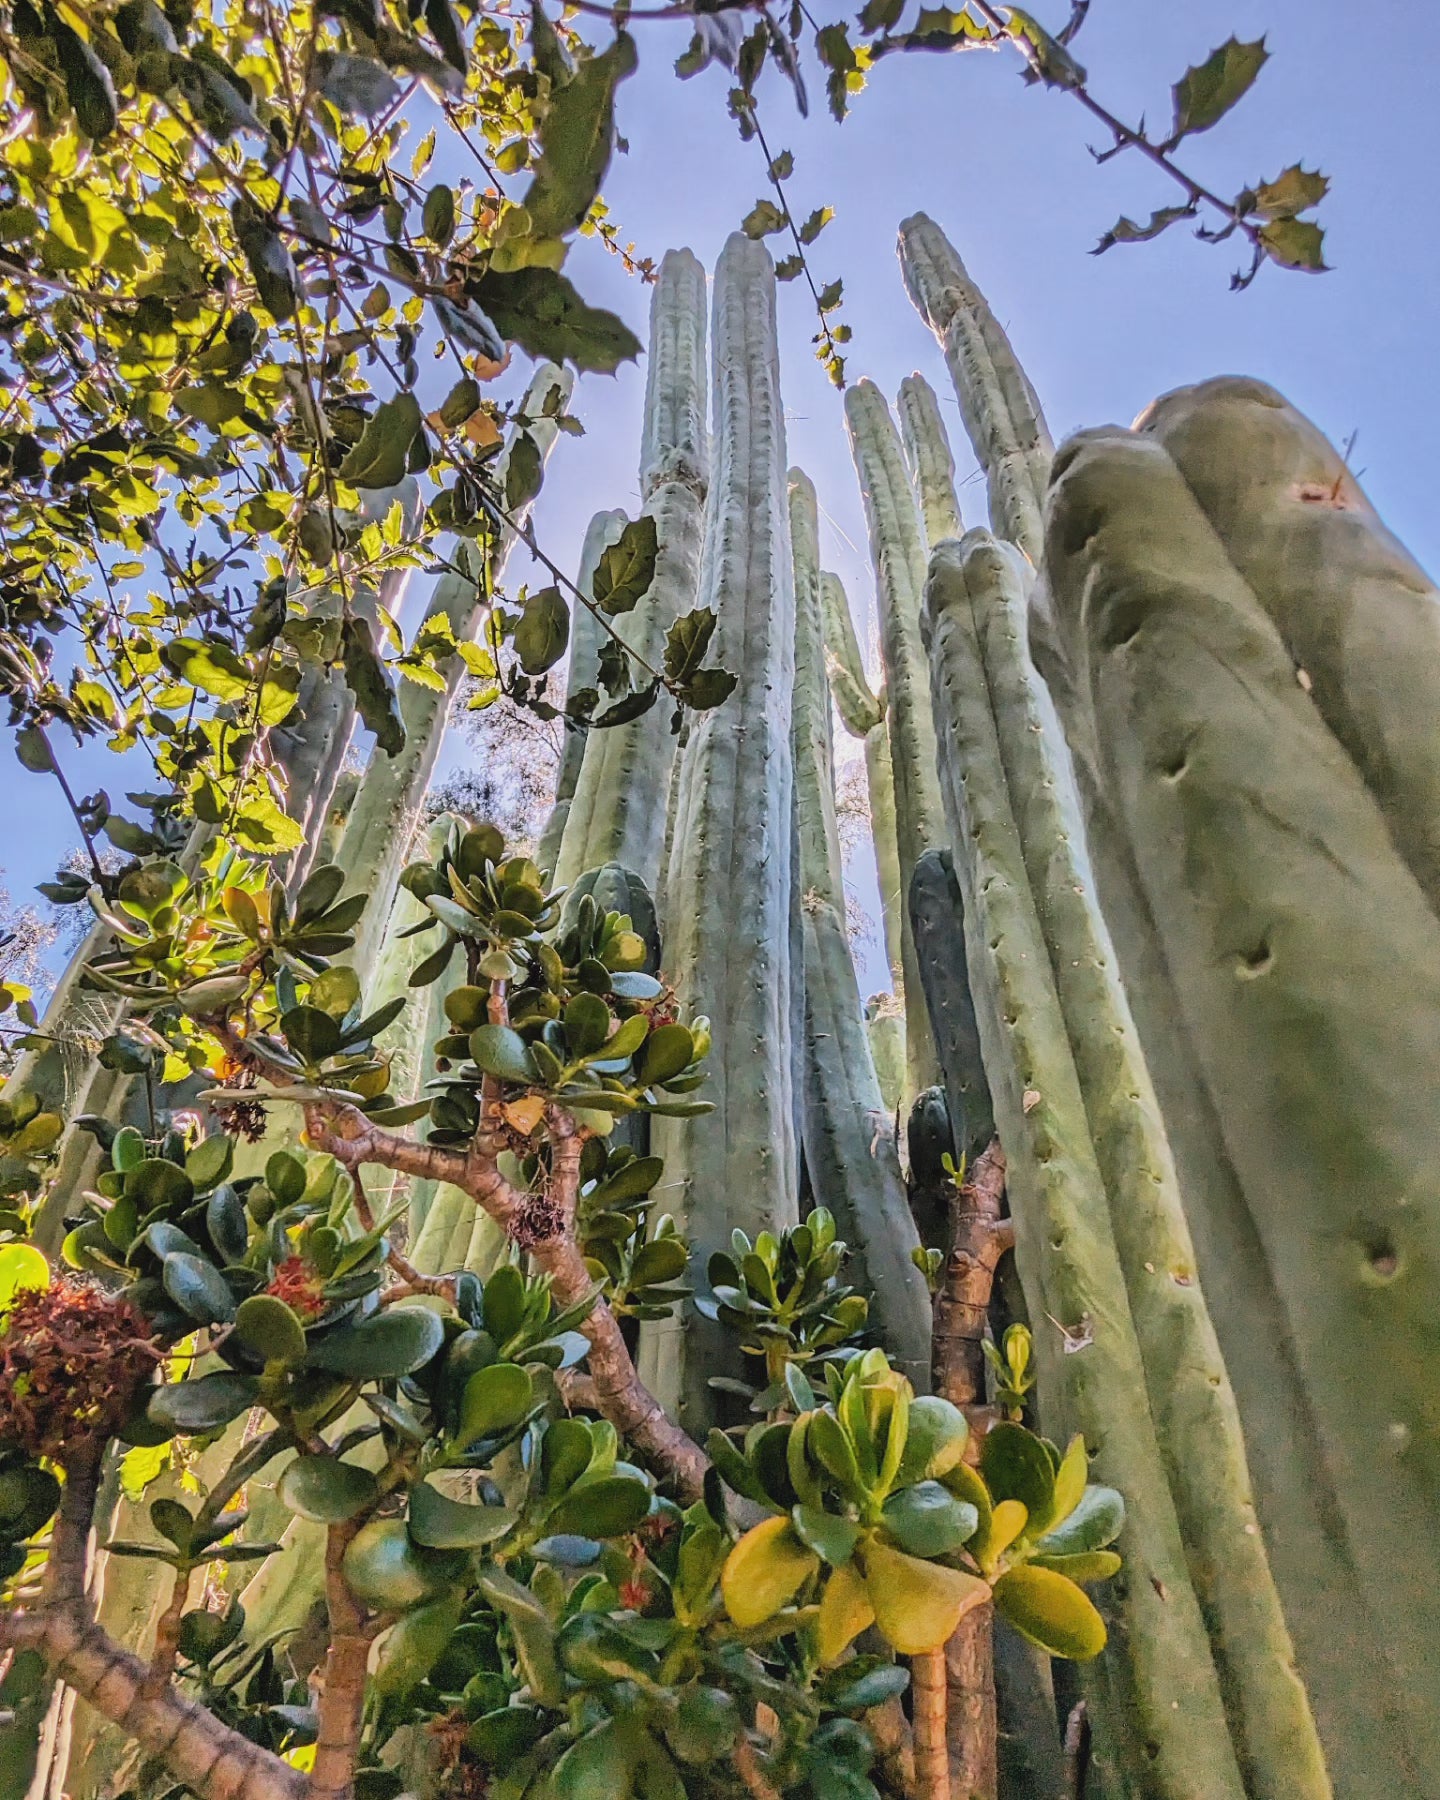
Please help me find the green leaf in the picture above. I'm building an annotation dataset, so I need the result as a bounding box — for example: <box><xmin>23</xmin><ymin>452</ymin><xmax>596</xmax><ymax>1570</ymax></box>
<box><xmin>553</xmin><ymin>1718</ymin><xmax>635</xmax><ymax>1800</ymax></box>
<box><xmin>1092</xmin><ymin>203</ymin><xmax>1194</xmax><ymax>254</ymax></box>
<box><xmin>742</xmin><ymin>199</ymin><xmax>786</xmax><ymax>239</ymax></box>
<box><xmin>185</xmin><ymin>1135</ymin><xmax>233</xmax><ymax>1194</ymax></box>
<box><xmin>592</xmin><ymin>515</ymin><xmax>659</xmax><ymax>616</ymax></box>
<box><xmin>233</xmin><ymin>1294</ymin><xmax>308</xmax><ymax>1367</ymax></box>
<box><xmin>164</xmin><ymin>639</ymin><xmax>252</xmax><ymax>704</ymax></box>
<box><xmin>409</xmin><ymin>1478</ymin><xmax>517</xmax><ymax>1548</ymax></box>
<box><xmin>721</xmin><ymin>1516</ymin><xmax>819</xmax><ymax>1627</ymax></box>
<box><xmin>343</xmin><ymin>1518</ymin><xmax>459</xmax><ymax>1611</ymax></box>
<box><xmin>0</xmin><ymin>1466</ymin><xmax>61</xmax><ymax>1542</ymax></box>
<box><xmin>316</xmin><ymin>52</ymin><xmax>403</xmax><ymax>118</ymax></box>
<box><xmin>1005</xmin><ymin>7</ymin><xmax>1085</xmax><ymax>88</ymax></box>
<box><xmin>1249</xmin><ymin>164</ymin><xmax>1329</xmax><ymax>220</ymax></box>
<box><xmin>546</xmin><ymin>1474</ymin><xmax>651</xmax><ymax>1539</ymax></box>
<box><xmin>0</xmin><ymin>1244</ymin><xmax>50</xmax><ymax>1310</ymax></box>
<box><xmin>522</xmin><ymin>33</ymin><xmax>638</xmax><ymax>240</ymax></box>
<box><xmin>476</xmin><ymin>1567</ymin><xmax>564</xmax><ymax>1706</ymax></box>
<box><xmin>663</xmin><ymin>608</ymin><xmax>717</xmax><ymax>684</ymax></box>
<box><xmin>514</xmin><ymin>585</ymin><xmax>569</xmax><ymax>674</ymax></box>
<box><xmin>792</xmin><ymin>1504</ymin><xmax>861</xmax><ymax>1569</ymax></box>
<box><xmin>629</xmin><ymin>1236</ymin><xmax>688</xmax><ymax>1288</ymax></box>
<box><xmin>422</xmin><ymin>182</ymin><xmax>457</xmax><ymax>244</ymax></box>
<box><xmin>148</xmin><ymin>1372</ymin><xmax>259</xmax><ymax>1435</ymax></box>
<box><xmin>1168</xmin><ymin>36</ymin><xmax>1268</xmax><ymax>143</ymax></box>
<box><xmin>880</xmin><ymin>1481</ymin><xmax>978</xmax><ymax>1558</ymax></box>
<box><xmin>798</xmin><ymin>206</ymin><xmax>833</xmax><ymax>246</ymax></box>
<box><xmin>564</xmin><ymin>992</ymin><xmax>612</xmax><ymax>1057</ymax></box>
<box><xmin>638</xmin><ymin>1023</ymin><xmax>695</xmax><ymax>1087</ymax></box>
<box><xmin>15</xmin><ymin>727</ymin><xmax>54</xmax><ymax>774</ymax></box>
<box><xmin>859</xmin><ymin>0</ymin><xmax>905</xmax><ymax>29</ymax></box>
<box><xmin>342</xmin><ymin>615</ymin><xmax>405</xmax><ymax>757</ymax></box>
<box><xmin>1029</xmin><ymin>1549</ymin><xmax>1122</xmax><ymax>1585</ymax></box>
<box><xmin>473</xmin><ymin>268</ymin><xmax>640</xmax><ymax>373</ymax></box>
<box><xmin>266</xmin><ymin>1150</ymin><xmax>308</xmax><ymax>1206</ymax></box>
<box><xmin>231</xmin><ymin>198</ymin><xmax>299</xmax><ymax>321</ymax></box>
<box><xmin>993</xmin><ymin>1564</ymin><xmax>1107</xmax><ymax>1659</ymax></box>
<box><xmin>469</xmin><ymin>1024</ymin><xmax>537</xmax><ymax>1083</ymax></box>
<box><xmin>338</xmin><ymin>392</ymin><xmax>423</xmax><ymax>489</ymax></box>
<box><xmin>1259</xmin><ymin>218</ymin><xmax>1328</xmax><ymax>273</ymax></box>
<box><xmin>373</xmin><ymin>1592</ymin><xmax>464</xmax><ymax>1696</ymax></box>
<box><xmin>277</xmin><ymin>1455</ymin><xmax>381</xmax><ymax>1523</ymax></box>
<box><xmin>767</xmin><ymin>150</ymin><xmax>794</xmax><ymax>180</ymax></box>
<box><xmin>1034</xmin><ymin>1485</ymin><xmax>1125</xmax><ymax>1556</ymax></box>
<box><xmin>980</xmin><ymin>1421</ymin><xmax>1055</xmax><ymax>1524</ymax></box>
<box><xmin>456</xmin><ymin>1362</ymin><xmax>534</xmax><ymax>1444</ymax></box>
<box><xmin>163</xmin><ymin>1254</ymin><xmax>236</xmax><ymax>1325</ymax></box>
<box><xmin>54</xmin><ymin>18</ymin><xmax>119</xmax><ymax>139</ymax></box>
<box><xmin>775</xmin><ymin>254</ymin><xmax>804</xmax><ymax>282</ymax></box>
<box><xmin>282</xmin><ymin>1005</ymin><xmax>344</xmax><ymax>1065</ymax></box>
<box><xmin>895</xmin><ymin>1396</ymin><xmax>969</xmax><ymax>1486</ymax></box>
<box><xmin>307</xmin><ymin>1306</ymin><xmax>445</xmax><ymax>1379</ymax></box>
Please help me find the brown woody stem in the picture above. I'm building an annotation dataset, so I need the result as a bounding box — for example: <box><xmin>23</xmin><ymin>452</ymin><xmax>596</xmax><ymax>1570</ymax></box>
<box><xmin>307</xmin><ymin>1521</ymin><xmax>372</xmax><ymax>1800</ymax></box>
<box><xmin>145</xmin><ymin>1564</ymin><xmax>193</xmax><ymax>1696</ymax></box>
<box><xmin>932</xmin><ymin>1138</ymin><xmax>1011</xmax><ymax>1800</ymax></box>
<box><xmin>911</xmin><ymin>1647</ymin><xmax>951</xmax><ymax>1800</ymax></box>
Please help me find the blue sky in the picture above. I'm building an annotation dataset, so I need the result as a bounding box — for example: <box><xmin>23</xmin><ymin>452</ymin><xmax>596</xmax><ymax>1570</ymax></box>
<box><xmin>7</xmin><ymin>0</ymin><xmax>1438</xmax><ymax>996</ymax></box>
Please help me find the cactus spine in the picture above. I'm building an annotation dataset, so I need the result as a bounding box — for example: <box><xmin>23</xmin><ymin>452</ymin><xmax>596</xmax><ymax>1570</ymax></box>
<box><xmin>924</xmin><ymin>531</ymin><xmax>1253</xmax><ymax>1799</ymax></box>
<box><xmin>789</xmin><ymin>468</ymin><xmax>931</xmax><ymax>1387</ymax></box>
<box><xmin>535</xmin><ymin>507</ymin><xmax>630</xmax><ymax>877</ymax></box>
<box><xmin>336</xmin><ymin>362</ymin><xmax>574</xmax><ymax>981</ymax></box>
<box><xmin>817</xmin><ymin>570</ymin><xmax>905</xmax><ymax>993</ymax></box>
<box><xmin>897</xmin><ymin>371</ymin><xmax>965</xmax><ymax>548</ymax></box>
<box><xmin>1044</xmin><ymin>422</ymin><xmax>1440</xmax><ymax>1798</ymax></box>
<box><xmin>844</xmin><ymin>379</ymin><xmax>946</xmax><ymax>1098</ymax></box>
<box><xmin>641</xmin><ymin>234</ymin><xmax>798</xmax><ymax>1432</ymax></box>
<box><xmin>552</xmin><ymin>249</ymin><xmax>709</xmax><ymax>896</ymax></box>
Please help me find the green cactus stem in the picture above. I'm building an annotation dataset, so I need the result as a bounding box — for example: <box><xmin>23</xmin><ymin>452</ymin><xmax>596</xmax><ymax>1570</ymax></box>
<box><xmin>1138</xmin><ymin>375</ymin><xmax>1440</xmax><ymax>914</ymax></box>
<box><xmin>897</xmin><ymin>371</ymin><xmax>965</xmax><ymax>548</ymax></box>
<box><xmin>535</xmin><ymin>508</ymin><xmax>629</xmax><ymax>878</ymax></box>
<box><xmin>817</xmin><ymin>569</ymin><xmax>905</xmax><ymax>992</ymax></box>
<box><xmin>335</xmin><ymin>362</ymin><xmax>574</xmax><ymax>982</ymax></box>
<box><xmin>924</xmin><ymin>529</ymin><xmax>1249</xmax><ymax>1800</ymax></box>
<box><xmin>790</xmin><ymin>467</ymin><xmax>930</xmax><ymax>1388</ymax></box>
<box><xmin>959</xmin><ymin>523</ymin><xmax>1329</xmax><ymax>1799</ymax></box>
<box><xmin>553</xmin><ymin>249</ymin><xmax>709</xmax><ymax>896</ymax></box>
<box><xmin>907</xmin><ymin>849</ymin><xmax>993</xmax><ymax>1164</ymax></box>
<box><xmin>1045</xmin><ymin>424</ymin><xmax>1440</xmax><ymax>1798</ymax></box>
<box><xmin>898</xmin><ymin>214</ymin><xmax>1051</xmax><ymax>569</ymax></box>
<box><xmin>844</xmin><ymin>377</ymin><xmax>947</xmax><ymax>1097</ymax></box>
<box><xmin>641</xmin><ymin>234</ymin><xmax>799</xmax><ymax>1435</ymax></box>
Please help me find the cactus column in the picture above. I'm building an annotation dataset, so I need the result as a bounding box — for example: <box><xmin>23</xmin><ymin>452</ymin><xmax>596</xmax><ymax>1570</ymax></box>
<box><xmin>535</xmin><ymin>507</ymin><xmax>630</xmax><ymax>877</ymax></box>
<box><xmin>552</xmin><ymin>249</ymin><xmax>709</xmax><ymax>897</ymax></box>
<box><xmin>1044</xmin><ymin>422</ymin><xmax>1440</xmax><ymax>1799</ymax></box>
<box><xmin>844</xmin><ymin>379</ymin><xmax>946</xmax><ymax>1099</ymax></box>
<box><xmin>897</xmin><ymin>372</ymin><xmax>965</xmax><ymax>549</ymax></box>
<box><xmin>336</xmin><ymin>362</ymin><xmax>574</xmax><ymax>983</ymax></box>
<box><xmin>789</xmin><ymin>468</ymin><xmax>931</xmax><ymax>1388</ymax></box>
<box><xmin>641</xmin><ymin>235</ymin><xmax>799</xmax><ymax>1435</ymax></box>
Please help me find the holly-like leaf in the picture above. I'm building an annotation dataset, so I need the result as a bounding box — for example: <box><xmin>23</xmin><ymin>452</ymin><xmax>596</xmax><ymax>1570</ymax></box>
<box><xmin>859</xmin><ymin>0</ymin><xmax>905</xmax><ymax>33</ymax></box>
<box><xmin>1258</xmin><ymin>218</ymin><xmax>1328</xmax><ymax>273</ymax></box>
<box><xmin>1092</xmin><ymin>203</ymin><xmax>1195</xmax><ymax>254</ymax></box>
<box><xmin>798</xmin><ymin>206</ymin><xmax>833</xmax><ymax>246</ymax></box>
<box><xmin>1248</xmin><ymin>164</ymin><xmax>1329</xmax><ymax>221</ymax></box>
<box><xmin>592</xmin><ymin>516</ymin><xmax>659</xmax><ymax>616</ymax></box>
<box><xmin>1168</xmin><ymin>37</ymin><xmax>1268</xmax><ymax>145</ymax></box>
<box><xmin>767</xmin><ymin>150</ymin><xmax>794</xmax><ymax>180</ymax></box>
<box><xmin>1005</xmin><ymin>7</ymin><xmax>1085</xmax><ymax>88</ymax></box>
<box><xmin>775</xmin><ymin>254</ymin><xmax>805</xmax><ymax>281</ymax></box>
<box><xmin>742</xmin><ymin>199</ymin><xmax>786</xmax><ymax>239</ymax></box>
<box><xmin>471</xmin><ymin>268</ymin><xmax>640</xmax><ymax>373</ymax></box>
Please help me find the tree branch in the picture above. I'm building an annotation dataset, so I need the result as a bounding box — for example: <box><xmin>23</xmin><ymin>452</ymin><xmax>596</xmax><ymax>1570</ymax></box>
<box><xmin>307</xmin><ymin>1521</ymin><xmax>371</xmax><ymax>1800</ymax></box>
<box><xmin>911</xmin><ymin>1647</ymin><xmax>951</xmax><ymax>1800</ymax></box>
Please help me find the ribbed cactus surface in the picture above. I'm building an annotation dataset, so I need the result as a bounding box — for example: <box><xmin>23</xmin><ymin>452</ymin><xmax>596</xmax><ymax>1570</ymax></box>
<box><xmin>789</xmin><ymin>468</ymin><xmax>930</xmax><ymax>1388</ymax></box>
<box><xmin>898</xmin><ymin>214</ymin><xmax>1051</xmax><ymax>568</ymax></box>
<box><xmin>897</xmin><ymin>371</ymin><xmax>964</xmax><ymax>548</ymax></box>
<box><xmin>642</xmin><ymin>234</ymin><xmax>798</xmax><ymax>1433</ymax></box>
<box><xmin>817</xmin><ymin>569</ymin><xmax>904</xmax><ymax>991</ymax></box>
<box><xmin>844</xmin><ymin>378</ymin><xmax>945</xmax><ymax>1097</ymax></box>
<box><xmin>535</xmin><ymin>507</ymin><xmax>629</xmax><ymax>878</ymax></box>
<box><xmin>925</xmin><ymin>531</ymin><xmax>1255</xmax><ymax>1800</ymax></box>
<box><xmin>336</xmin><ymin>362</ymin><xmax>574</xmax><ymax>981</ymax></box>
<box><xmin>1043</xmin><ymin>421</ymin><xmax>1440</xmax><ymax>1799</ymax></box>
<box><xmin>552</xmin><ymin>249</ymin><xmax>709</xmax><ymax>895</ymax></box>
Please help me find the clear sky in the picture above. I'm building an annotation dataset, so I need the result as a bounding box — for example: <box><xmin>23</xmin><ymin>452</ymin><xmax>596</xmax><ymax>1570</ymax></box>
<box><xmin>7</xmin><ymin>0</ymin><xmax>1439</xmax><ymax>996</ymax></box>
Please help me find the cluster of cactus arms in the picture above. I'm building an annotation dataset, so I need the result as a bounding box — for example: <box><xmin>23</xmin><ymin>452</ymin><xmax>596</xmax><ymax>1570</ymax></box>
<box><xmin>6</xmin><ymin>194</ymin><xmax>1431</xmax><ymax>1800</ymax></box>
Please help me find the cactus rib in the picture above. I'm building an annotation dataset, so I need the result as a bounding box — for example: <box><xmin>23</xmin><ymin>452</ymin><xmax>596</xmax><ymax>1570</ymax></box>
<box><xmin>897</xmin><ymin>371</ymin><xmax>965</xmax><ymax>549</ymax></box>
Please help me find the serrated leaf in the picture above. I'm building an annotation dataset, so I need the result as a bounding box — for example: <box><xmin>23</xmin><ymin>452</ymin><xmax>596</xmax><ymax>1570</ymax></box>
<box><xmin>592</xmin><ymin>515</ymin><xmax>659</xmax><ymax>616</ymax></box>
<box><xmin>775</xmin><ymin>254</ymin><xmax>804</xmax><ymax>281</ymax></box>
<box><xmin>1169</xmin><ymin>36</ymin><xmax>1268</xmax><ymax>143</ymax></box>
<box><xmin>1092</xmin><ymin>203</ymin><xmax>1194</xmax><ymax>254</ymax></box>
<box><xmin>742</xmin><ymin>199</ymin><xmax>786</xmax><ymax>239</ymax></box>
<box><xmin>1258</xmin><ymin>217</ymin><xmax>1327</xmax><ymax>272</ymax></box>
<box><xmin>1249</xmin><ymin>164</ymin><xmax>1328</xmax><ymax>221</ymax></box>
<box><xmin>798</xmin><ymin>206</ymin><xmax>833</xmax><ymax>246</ymax></box>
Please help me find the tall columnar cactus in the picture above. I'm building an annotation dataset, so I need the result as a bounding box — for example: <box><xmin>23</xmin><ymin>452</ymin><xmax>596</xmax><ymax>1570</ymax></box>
<box><xmin>1041</xmin><ymin>419</ymin><xmax>1440</xmax><ymax>1799</ymax></box>
<box><xmin>897</xmin><ymin>371</ymin><xmax>965</xmax><ymax>548</ymax></box>
<box><xmin>817</xmin><ymin>569</ymin><xmax>904</xmax><ymax>991</ymax></box>
<box><xmin>1137</xmin><ymin>375</ymin><xmax>1440</xmax><ymax>913</ymax></box>
<box><xmin>844</xmin><ymin>378</ymin><xmax>946</xmax><ymax>1097</ymax></box>
<box><xmin>898</xmin><ymin>214</ymin><xmax>1051</xmax><ymax>569</ymax></box>
<box><xmin>641</xmin><ymin>234</ymin><xmax>798</xmax><ymax>1433</ymax></box>
<box><xmin>552</xmin><ymin>249</ymin><xmax>709</xmax><ymax>896</ymax></box>
<box><xmin>788</xmin><ymin>467</ymin><xmax>931</xmax><ymax>1388</ymax></box>
<box><xmin>535</xmin><ymin>507</ymin><xmax>630</xmax><ymax>877</ymax></box>
<box><xmin>907</xmin><ymin>848</ymin><xmax>992</xmax><ymax>1163</ymax></box>
<box><xmin>925</xmin><ymin>531</ymin><xmax>1296</xmax><ymax>1800</ymax></box>
<box><xmin>336</xmin><ymin>362</ymin><xmax>574</xmax><ymax>982</ymax></box>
